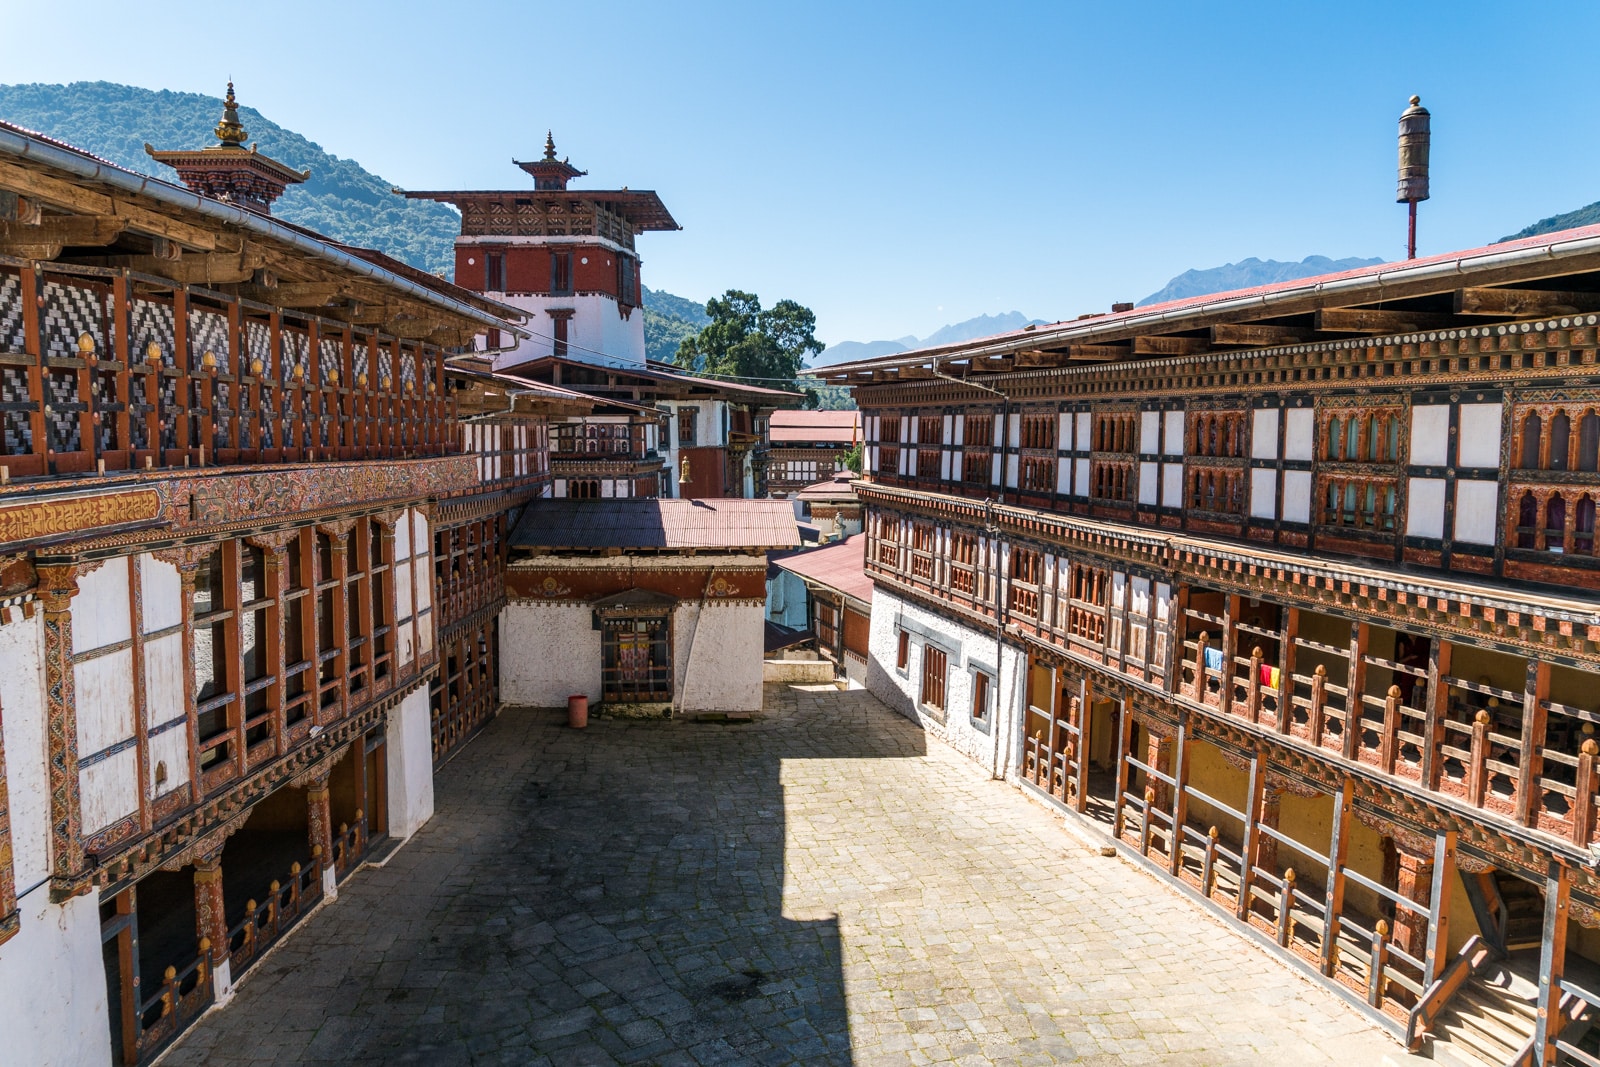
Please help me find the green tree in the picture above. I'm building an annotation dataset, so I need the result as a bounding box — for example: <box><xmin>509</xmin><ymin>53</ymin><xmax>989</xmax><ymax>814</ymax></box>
<box><xmin>674</xmin><ymin>290</ymin><xmax>823</xmax><ymax>388</ymax></box>
<box><xmin>837</xmin><ymin>441</ymin><xmax>864</xmax><ymax>475</ymax></box>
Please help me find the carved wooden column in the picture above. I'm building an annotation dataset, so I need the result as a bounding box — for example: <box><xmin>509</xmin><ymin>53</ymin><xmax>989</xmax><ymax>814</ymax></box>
<box><xmin>1147</xmin><ymin>728</ymin><xmax>1174</xmax><ymax>812</ymax></box>
<box><xmin>0</xmin><ymin>685</ymin><xmax>15</xmax><ymax>946</ymax></box>
<box><xmin>306</xmin><ymin>772</ymin><xmax>336</xmax><ymax>899</ymax></box>
<box><xmin>1392</xmin><ymin>841</ymin><xmax>1434</xmax><ymax>964</ymax></box>
<box><xmin>193</xmin><ymin>853</ymin><xmax>231</xmax><ymax>1000</ymax></box>
<box><xmin>36</xmin><ymin>564</ymin><xmax>86</xmax><ymax>891</ymax></box>
<box><xmin>1257</xmin><ymin>783</ymin><xmax>1285</xmax><ymax>874</ymax></box>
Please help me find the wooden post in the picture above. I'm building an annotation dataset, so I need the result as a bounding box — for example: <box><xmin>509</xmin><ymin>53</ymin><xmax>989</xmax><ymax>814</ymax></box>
<box><xmin>1422</xmin><ymin>638</ymin><xmax>1451</xmax><ymax>789</ymax></box>
<box><xmin>1168</xmin><ymin>719</ymin><xmax>1191</xmax><ymax>877</ymax></box>
<box><xmin>192</xmin><ymin>854</ymin><xmax>230</xmax><ymax>1000</ymax></box>
<box><xmin>1518</xmin><ymin>661</ymin><xmax>1551</xmax><ymax>826</ymax></box>
<box><xmin>1468</xmin><ymin>710</ymin><xmax>1492</xmax><ymax>807</ymax></box>
<box><xmin>1074</xmin><ymin>681</ymin><xmax>1092</xmax><ymax>815</ymax></box>
<box><xmin>1424</xmin><ymin>831</ymin><xmax>1457</xmax><ymax>986</ymax></box>
<box><xmin>1321</xmin><ymin>781</ymin><xmax>1352</xmax><ymax>976</ymax></box>
<box><xmin>1369</xmin><ymin>919</ymin><xmax>1390</xmax><ymax>1008</ymax></box>
<box><xmin>1237</xmin><ymin>756</ymin><xmax>1263</xmax><ymax>921</ymax></box>
<box><xmin>1279</xmin><ymin>609</ymin><xmax>1299</xmax><ymax>735</ymax></box>
<box><xmin>1139</xmin><ymin>787</ymin><xmax>1154</xmax><ymax>856</ymax></box>
<box><xmin>1310</xmin><ymin>664</ymin><xmax>1328</xmax><ymax>747</ymax></box>
<box><xmin>1393</xmin><ymin>843</ymin><xmax>1434</xmax><ymax>965</ymax></box>
<box><xmin>1112</xmin><ymin>705</ymin><xmax>1132</xmax><ymax>837</ymax></box>
<box><xmin>1533</xmin><ymin>860</ymin><xmax>1571</xmax><ymax>1066</ymax></box>
<box><xmin>1222</xmin><ymin>595</ymin><xmax>1239</xmax><ymax>713</ymax></box>
<box><xmin>1194</xmin><ymin>630</ymin><xmax>1210</xmax><ymax>703</ymax></box>
<box><xmin>1247</xmin><ymin>646</ymin><xmax>1263</xmax><ymax>723</ymax></box>
<box><xmin>1202</xmin><ymin>826</ymin><xmax>1219</xmax><ymax>898</ymax></box>
<box><xmin>307</xmin><ymin>775</ymin><xmax>335</xmax><ymax>898</ymax></box>
<box><xmin>1344</xmin><ymin>623</ymin><xmax>1368</xmax><ymax>761</ymax></box>
<box><xmin>1574</xmin><ymin>739</ymin><xmax>1599</xmax><ymax>847</ymax></box>
<box><xmin>1277</xmin><ymin>868</ymin><xmax>1297</xmax><ymax>947</ymax></box>
<box><xmin>1380</xmin><ymin>685</ymin><xmax>1403</xmax><ymax>774</ymax></box>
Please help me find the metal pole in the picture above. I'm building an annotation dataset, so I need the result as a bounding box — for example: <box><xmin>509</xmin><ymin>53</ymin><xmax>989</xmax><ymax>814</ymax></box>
<box><xmin>1408</xmin><ymin>200</ymin><xmax>1418</xmax><ymax>261</ymax></box>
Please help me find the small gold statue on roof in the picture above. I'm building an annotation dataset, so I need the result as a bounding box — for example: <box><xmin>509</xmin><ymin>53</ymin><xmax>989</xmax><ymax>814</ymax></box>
<box><xmin>215</xmin><ymin>81</ymin><xmax>248</xmax><ymax>147</ymax></box>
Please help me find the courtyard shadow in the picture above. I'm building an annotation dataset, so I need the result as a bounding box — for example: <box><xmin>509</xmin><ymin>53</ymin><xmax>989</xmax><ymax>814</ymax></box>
<box><xmin>319</xmin><ymin>683</ymin><xmax>925</xmax><ymax>1067</ymax></box>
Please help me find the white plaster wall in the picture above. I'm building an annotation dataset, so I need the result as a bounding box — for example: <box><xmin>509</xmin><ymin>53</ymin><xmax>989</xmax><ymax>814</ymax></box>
<box><xmin>0</xmin><ymin>610</ymin><xmax>48</xmax><ymax>891</ymax></box>
<box><xmin>385</xmin><ymin>683</ymin><xmax>435</xmax><ymax>842</ymax></box>
<box><xmin>675</xmin><ymin>602</ymin><xmax>764</xmax><ymax>713</ymax></box>
<box><xmin>499</xmin><ymin>602</ymin><xmax>602</xmax><ymax>707</ymax></box>
<box><xmin>865</xmin><ymin>587</ymin><xmax>1025</xmax><ymax>773</ymax></box>
<box><xmin>489</xmin><ymin>292</ymin><xmax>646</xmax><ymax>367</ymax></box>
<box><xmin>0</xmin><ymin>885</ymin><xmax>111</xmax><ymax>1067</ymax></box>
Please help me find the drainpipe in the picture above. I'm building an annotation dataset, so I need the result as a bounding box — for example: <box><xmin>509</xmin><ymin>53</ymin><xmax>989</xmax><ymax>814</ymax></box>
<box><xmin>985</xmin><ymin>497</ymin><xmax>1006</xmax><ymax>780</ymax></box>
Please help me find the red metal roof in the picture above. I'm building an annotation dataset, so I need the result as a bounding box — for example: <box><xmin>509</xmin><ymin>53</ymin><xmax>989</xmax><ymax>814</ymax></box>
<box><xmin>768</xmin><ymin>410</ymin><xmax>862</xmax><ymax>444</ymax></box>
<box><xmin>817</xmin><ymin>221</ymin><xmax>1600</xmax><ymax>374</ymax></box>
<box><xmin>770</xmin><ymin>534</ymin><xmax>873</xmax><ymax>605</ymax></box>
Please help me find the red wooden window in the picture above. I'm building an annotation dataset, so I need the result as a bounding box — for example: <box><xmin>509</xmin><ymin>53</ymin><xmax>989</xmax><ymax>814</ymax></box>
<box><xmin>897</xmin><ymin>630</ymin><xmax>909</xmax><ymax>670</ymax></box>
<box><xmin>921</xmin><ymin>646</ymin><xmax>948</xmax><ymax>711</ymax></box>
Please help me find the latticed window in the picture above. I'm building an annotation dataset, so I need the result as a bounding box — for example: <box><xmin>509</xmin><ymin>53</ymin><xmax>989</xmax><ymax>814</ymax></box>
<box><xmin>921</xmin><ymin>645</ymin><xmax>948</xmax><ymax>711</ymax></box>
<box><xmin>1190</xmin><ymin>410</ymin><xmax>1246</xmax><ymax>458</ymax></box>
<box><xmin>1320</xmin><ymin>407</ymin><xmax>1402</xmax><ymax>464</ymax></box>
<box><xmin>1020</xmin><ymin>413</ymin><xmax>1056</xmax><ymax>450</ymax></box>
<box><xmin>1008</xmin><ymin>547</ymin><xmax>1042</xmax><ymax>617</ymax></box>
<box><xmin>1021</xmin><ymin>456</ymin><xmax>1055</xmax><ymax>493</ymax></box>
<box><xmin>1093</xmin><ymin>412</ymin><xmax>1136</xmax><ymax>453</ymax></box>
<box><xmin>950</xmin><ymin>532</ymin><xmax>977</xmax><ymax>594</ymax></box>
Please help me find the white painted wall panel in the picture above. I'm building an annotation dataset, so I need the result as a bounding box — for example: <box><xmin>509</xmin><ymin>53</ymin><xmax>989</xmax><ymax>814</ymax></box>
<box><xmin>500</xmin><ymin>602</ymin><xmax>601</xmax><ymax>706</ymax></box>
<box><xmin>386</xmin><ymin>683</ymin><xmax>435</xmax><ymax>841</ymax></box>
<box><xmin>1057</xmin><ymin>413</ymin><xmax>1071</xmax><ymax>450</ymax></box>
<box><xmin>1139</xmin><ymin>411</ymin><xmax>1160</xmax><ymax>454</ymax></box>
<box><xmin>138</xmin><ymin>554</ymin><xmax>182</xmax><ymax>633</ymax></box>
<box><xmin>1163</xmin><ymin>410</ymin><xmax>1185</xmax><ymax>455</ymax></box>
<box><xmin>1249</xmin><ymin>469</ymin><xmax>1277</xmax><ymax>520</ymax></box>
<box><xmin>394</xmin><ymin>510</ymin><xmax>411</xmax><ymax>558</ymax></box>
<box><xmin>395</xmin><ymin>560</ymin><xmax>413</xmax><ymax>620</ymax></box>
<box><xmin>1073</xmin><ymin>458</ymin><xmax>1090</xmax><ymax>498</ymax></box>
<box><xmin>1284</xmin><ymin>409</ymin><xmax>1315</xmax><ymax>461</ymax></box>
<box><xmin>0</xmin><ymin>887</ymin><xmax>110</xmax><ymax>1067</ymax></box>
<box><xmin>1075</xmin><ymin>412</ymin><xmax>1091</xmax><ymax>451</ymax></box>
<box><xmin>74</xmin><ymin>649</ymin><xmax>134</xmax><ymax>756</ymax></box>
<box><xmin>79</xmin><ymin>747</ymin><xmax>137</xmax><ymax>835</ymax></box>
<box><xmin>1056</xmin><ymin>459</ymin><xmax>1072</xmax><ymax>495</ymax></box>
<box><xmin>676</xmin><ymin>603</ymin><xmax>765</xmax><ymax>712</ymax></box>
<box><xmin>1282</xmin><ymin>470</ymin><xmax>1312</xmax><ymax>523</ymax></box>
<box><xmin>72</xmin><ymin>558</ymin><xmax>130</xmax><ymax>654</ymax></box>
<box><xmin>1161</xmin><ymin>463</ymin><xmax>1183</xmax><ymax>509</ymax></box>
<box><xmin>1457</xmin><ymin>403</ymin><xmax>1503</xmax><ymax>468</ymax></box>
<box><xmin>1410</xmin><ymin>406</ymin><xmax>1450</xmax><ymax>467</ymax></box>
<box><xmin>147</xmin><ymin>725</ymin><xmax>190</xmax><ymax>799</ymax></box>
<box><xmin>1007</xmin><ymin>413</ymin><xmax>1020</xmax><ymax>448</ymax></box>
<box><xmin>1454</xmin><ymin>479</ymin><xmax>1500</xmax><ymax>545</ymax></box>
<box><xmin>1251</xmin><ymin>409</ymin><xmax>1280</xmax><ymax>460</ymax></box>
<box><xmin>1406</xmin><ymin>477</ymin><xmax>1447</xmax><ymax>538</ymax></box>
<box><xmin>142</xmin><ymin>632</ymin><xmax>185</xmax><ymax>728</ymax></box>
<box><xmin>953</xmin><ymin>413</ymin><xmax>965</xmax><ymax>446</ymax></box>
<box><xmin>1138</xmin><ymin>462</ymin><xmax>1159</xmax><ymax>505</ymax></box>
<box><xmin>0</xmin><ymin>612</ymin><xmax>48</xmax><ymax>890</ymax></box>
<box><xmin>1005</xmin><ymin>453</ymin><xmax>1018</xmax><ymax>489</ymax></box>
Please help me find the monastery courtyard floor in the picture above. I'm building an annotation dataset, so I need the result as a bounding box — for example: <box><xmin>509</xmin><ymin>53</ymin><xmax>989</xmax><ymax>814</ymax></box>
<box><xmin>163</xmin><ymin>684</ymin><xmax>1406</xmax><ymax>1067</ymax></box>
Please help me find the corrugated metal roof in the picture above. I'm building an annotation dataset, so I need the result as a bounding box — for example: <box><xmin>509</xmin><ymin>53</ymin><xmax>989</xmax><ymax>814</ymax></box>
<box><xmin>770</xmin><ymin>534</ymin><xmax>873</xmax><ymax>604</ymax></box>
<box><xmin>768</xmin><ymin>410</ymin><xmax>861</xmax><ymax>444</ymax></box>
<box><xmin>511</xmin><ymin>498</ymin><xmax>801</xmax><ymax>551</ymax></box>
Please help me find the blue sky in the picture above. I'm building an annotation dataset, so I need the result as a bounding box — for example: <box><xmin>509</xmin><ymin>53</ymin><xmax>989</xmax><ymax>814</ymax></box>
<box><xmin>3</xmin><ymin>1</ymin><xmax>1598</xmax><ymax>345</ymax></box>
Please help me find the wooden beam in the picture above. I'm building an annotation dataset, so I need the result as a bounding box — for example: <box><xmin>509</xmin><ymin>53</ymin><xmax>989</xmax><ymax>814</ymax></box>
<box><xmin>1066</xmin><ymin>344</ymin><xmax>1128</xmax><ymax>362</ymax></box>
<box><xmin>1209</xmin><ymin>323</ymin><xmax>1312</xmax><ymax>346</ymax></box>
<box><xmin>1014</xmin><ymin>349</ymin><xmax>1069</xmax><ymax>368</ymax></box>
<box><xmin>1453</xmin><ymin>286</ymin><xmax>1600</xmax><ymax>317</ymax></box>
<box><xmin>897</xmin><ymin>367</ymin><xmax>935</xmax><ymax>379</ymax></box>
<box><xmin>1132</xmin><ymin>335</ymin><xmax>1208</xmax><ymax>356</ymax></box>
<box><xmin>0</xmin><ymin>160</ymin><xmax>223</xmax><ymax>252</ymax></box>
<box><xmin>1313</xmin><ymin>307</ymin><xmax>1455</xmax><ymax>333</ymax></box>
<box><xmin>387</xmin><ymin>315</ymin><xmax>450</xmax><ymax>339</ymax></box>
<box><xmin>238</xmin><ymin>281</ymin><xmax>352</xmax><ymax>307</ymax></box>
<box><xmin>0</xmin><ymin>216</ymin><xmax>125</xmax><ymax>248</ymax></box>
<box><xmin>75</xmin><ymin>248</ymin><xmax>267</xmax><ymax>285</ymax></box>
<box><xmin>975</xmin><ymin>355</ymin><xmax>1013</xmax><ymax>372</ymax></box>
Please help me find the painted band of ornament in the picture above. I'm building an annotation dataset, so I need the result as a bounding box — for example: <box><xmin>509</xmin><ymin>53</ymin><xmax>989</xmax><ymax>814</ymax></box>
<box><xmin>0</xmin><ymin>489</ymin><xmax>163</xmax><ymax>549</ymax></box>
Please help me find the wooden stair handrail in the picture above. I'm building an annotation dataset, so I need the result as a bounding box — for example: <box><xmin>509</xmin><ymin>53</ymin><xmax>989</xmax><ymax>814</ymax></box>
<box><xmin>1405</xmin><ymin>934</ymin><xmax>1493</xmax><ymax>1049</ymax></box>
<box><xmin>1511</xmin><ymin>989</ymin><xmax>1590</xmax><ymax>1067</ymax></box>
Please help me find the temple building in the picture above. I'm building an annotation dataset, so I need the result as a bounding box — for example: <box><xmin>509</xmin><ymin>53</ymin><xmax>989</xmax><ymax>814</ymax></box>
<box><xmin>406</xmin><ymin>139</ymin><xmax>801</xmax><ymax>499</ymax></box>
<box><xmin>0</xmin><ymin>92</ymin><xmax>583</xmax><ymax>1065</ymax></box>
<box><xmin>813</xmin><ymin>232</ymin><xmax>1600</xmax><ymax>1065</ymax></box>
<box><xmin>765</xmin><ymin>409</ymin><xmax>860</xmax><ymax>495</ymax></box>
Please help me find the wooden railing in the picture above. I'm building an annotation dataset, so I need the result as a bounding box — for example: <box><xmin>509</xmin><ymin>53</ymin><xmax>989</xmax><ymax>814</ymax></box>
<box><xmin>227</xmin><ymin>856</ymin><xmax>323</xmax><ymax>976</ymax></box>
<box><xmin>332</xmin><ymin>811</ymin><xmax>369</xmax><ymax>881</ymax></box>
<box><xmin>1406</xmin><ymin>935</ymin><xmax>1493</xmax><ymax>1049</ymax></box>
<box><xmin>135</xmin><ymin>938</ymin><xmax>212</xmax><ymax>1062</ymax></box>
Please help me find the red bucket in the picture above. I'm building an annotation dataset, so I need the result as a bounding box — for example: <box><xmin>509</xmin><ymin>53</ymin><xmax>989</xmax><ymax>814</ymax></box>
<box><xmin>567</xmin><ymin>694</ymin><xmax>589</xmax><ymax>729</ymax></box>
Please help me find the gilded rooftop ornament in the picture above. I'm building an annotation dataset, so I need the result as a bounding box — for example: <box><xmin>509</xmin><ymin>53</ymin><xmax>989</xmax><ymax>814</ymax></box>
<box><xmin>215</xmin><ymin>81</ymin><xmax>248</xmax><ymax>148</ymax></box>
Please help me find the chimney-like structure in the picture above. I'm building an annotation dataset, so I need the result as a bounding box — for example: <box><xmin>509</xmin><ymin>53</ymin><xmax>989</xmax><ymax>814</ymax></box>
<box><xmin>1397</xmin><ymin>95</ymin><xmax>1431</xmax><ymax>260</ymax></box>
<box><xmin>145</xmin><ymin>82</ymin><xmax>309</xmax><ymax>214</ymax></box>
<box><xmin>513</xmin><ymin>132</ymin><xmax>587</xmax><ymax>191</ymax></box>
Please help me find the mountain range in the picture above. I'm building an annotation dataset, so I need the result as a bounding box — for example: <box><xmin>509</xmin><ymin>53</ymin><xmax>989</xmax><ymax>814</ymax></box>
<box><xmin>6</xmin><ymin>80</ymin><xmax>1600</xmax><ymax>368</ymax></box>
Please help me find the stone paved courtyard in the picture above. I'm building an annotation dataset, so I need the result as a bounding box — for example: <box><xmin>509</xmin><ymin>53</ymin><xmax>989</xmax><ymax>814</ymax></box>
<box><xmin>162</xmin><ymin>684</ymin><xmax>1405</xmax><ymax>1066</ymax></box>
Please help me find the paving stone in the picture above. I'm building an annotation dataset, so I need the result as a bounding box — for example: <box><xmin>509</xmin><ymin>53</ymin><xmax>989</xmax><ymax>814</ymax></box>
<box><xmin>165</xmin><ymin>683</ymin><xmax>1402</xmax><ymax>1065</ymax></box>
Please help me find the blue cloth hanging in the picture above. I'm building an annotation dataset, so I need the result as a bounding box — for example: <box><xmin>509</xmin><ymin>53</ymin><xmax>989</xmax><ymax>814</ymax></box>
<box><xmin>1203</xmin><ymin>646</ymin><xmax>1225</xmax><ymax>672</ymax></box>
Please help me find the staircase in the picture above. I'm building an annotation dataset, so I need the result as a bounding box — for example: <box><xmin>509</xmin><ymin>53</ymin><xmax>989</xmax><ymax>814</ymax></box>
<box><xmin>1498</xmin><ymin>877</ymin><xmax>1545</xmax><ymax>952</ymax></box>
<box><xmin>1429</xmin><ymin>972</ymin><xmax>1537</xmax><ymax>1066</ymax></box>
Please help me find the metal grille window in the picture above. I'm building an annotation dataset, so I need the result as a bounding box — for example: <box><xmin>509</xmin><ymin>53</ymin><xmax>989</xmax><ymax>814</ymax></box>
<box><xmin>601</xmin><ymin>615</ymin><xmax>672</xmax><ymax>703</ymax></box>
<box><xmin>921</xmin><ymin>645</ymin><xmax>948</xmax><ymax>711</ymax></box>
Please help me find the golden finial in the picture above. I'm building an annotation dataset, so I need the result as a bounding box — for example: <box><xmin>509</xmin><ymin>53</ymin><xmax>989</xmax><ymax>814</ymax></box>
<box><xmin>1409</xmin><ymin>95</ymin><xmax>1421</xmax><ymax>106</ymax></box>
<box><xmin>215</xmin><ymin>81</ymin><xmax>248</xmax><ymax>147</ymax></box>
<box><xmin>543</xmin><ymin>130</ymin><xmax>558</xmax><ymax>161</ymax></box>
